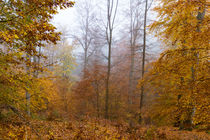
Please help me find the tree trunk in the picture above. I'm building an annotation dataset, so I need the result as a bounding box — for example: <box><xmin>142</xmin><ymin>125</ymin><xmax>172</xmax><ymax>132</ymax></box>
<box><xmin>139</xmin><ymin>0</ymin><xmax>148</xmax><ymax>123</ymax></box>
<box><xmin>105</xmin><ymin>40</ymin><xmax>111</xmax><ymax>119</ymax></box>
<box><xmin>96</xmin><ymin>82</ymin><xmax>100</xmax><ymax>118</ymax></box>
<box><xmin>128</xmin><ymin>45</ymin><xmax>135</xmax><ymax>105</ymax></box>
<box><xmin>83</xmin><ymin>47</ymin><xmax>88</xmax><ymax>78</ymax></box>
<box><xmin>190</xmin><ymin>5</ymin><xmax>206</xmax><ymax>127</ymax></box>
<box><xmin>105</xmin><ymin>0</ymin><xmax>118</xmax><ymax>119</ymax></box>
<box><xmin>128</xmin><ymin>0</ymin><xmax>135</xmax><ymax>105</ymax></box>
<box><xmin>26</xmin><ymin>55</ymin><xmax>31</xmax><ymax>116</ymax></box>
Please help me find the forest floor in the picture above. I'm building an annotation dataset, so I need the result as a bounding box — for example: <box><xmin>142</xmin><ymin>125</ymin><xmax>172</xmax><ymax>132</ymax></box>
<box><xmin>0</xmin><ymin>118</ymin><xmax>209</xmax><ymax>140</ymax></box>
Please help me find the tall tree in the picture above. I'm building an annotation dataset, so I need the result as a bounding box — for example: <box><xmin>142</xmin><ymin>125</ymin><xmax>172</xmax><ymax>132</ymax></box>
<box><xmin>139</xmin><ymin>0</ymin><xmax>148</xmax><ymax>123</ymax></box>
<box><xmin>73</xmin><ymin>0</ymin><xmax>96</xmax><ymax>78</ymax></box>
<box><xmin>0</xmin><ymin>0</ymin><xmax>74</xmax><ymax>116</ymax></box>
<box><xmin>105</xmin><ymin>0</ymin><xmax>119</xmax><ymax>119</ymax></box>
<box><xmin>147</xmin><ymin>0</ymin><xmax>209</xmax><ymax>129</ymax></box>
<box><xmin>127</xmin><ymin>0</ymin><xmax>144</xmax><ymax>107</ymax></box>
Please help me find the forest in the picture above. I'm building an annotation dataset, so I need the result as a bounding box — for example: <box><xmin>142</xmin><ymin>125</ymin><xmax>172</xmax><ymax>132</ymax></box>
<box><xmin>0</xmin><ymin>0</ymin><xmax>209</xmax><ymax>139</ymax></box>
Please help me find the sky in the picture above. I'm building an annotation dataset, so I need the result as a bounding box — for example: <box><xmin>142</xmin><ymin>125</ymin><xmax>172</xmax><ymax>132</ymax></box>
<box><xmin>52</xmin><ymin>0</ymin><xmax>126</xmax><ymax>34</ymax></box>
<box><xmin>52</xmin><ymin>0</ymin><xmax>157</xmax><ymax>29</ymax></box>
<box><xmin>52</xmin><ymin>4</ymin><xmax>77</xmax><ymax>29</ymax></box>
<box><xmin>52</xmin><ymin>0</ymin><xmax>127</xmax><ymax>52</ymax></box>
<box><xmin>52</xmin><ymin>0</ymin><xmax>162</xmax><ymax>55</ymax></box>
<box><xmin>51</xmin><ymin>0</ymin><xmax>162</xmax><ymax>77</ymax></box>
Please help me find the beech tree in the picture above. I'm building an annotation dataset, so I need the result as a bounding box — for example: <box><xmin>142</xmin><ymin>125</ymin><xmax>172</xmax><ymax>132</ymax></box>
<box><xmin>143</xmin><ymin>0</ymin><xmax>209</xmax><ymax>129</ymax></box>
<box><xmin>127</xmin><ymin>0</ymin><xmax>143</xmax><ymax>106</ymax></box>
<box><xmin>0</xmin><ymin>0</ymin><xmax>74</xmax><ymax>116</ymax></box>
<box><xmin>73</xmin><ymin>0</ymin><xmax>96</xmax><ymax>78</ymax></box>
<box><xmin>104</xmin><ymin>0</ymin><xmax>119</xmax><ymax>119</ymax></box>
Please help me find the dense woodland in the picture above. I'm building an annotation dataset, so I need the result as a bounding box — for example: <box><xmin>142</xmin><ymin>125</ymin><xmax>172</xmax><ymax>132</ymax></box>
<box><xmin>0</xmin><ymin>0</ymin><xmax>209</xmax><ymax>139</ymax></box>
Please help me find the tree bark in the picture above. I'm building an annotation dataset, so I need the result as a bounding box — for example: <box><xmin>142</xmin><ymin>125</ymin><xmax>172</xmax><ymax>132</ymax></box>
<box><xmin>128</xmin><ymin>0</ymin><xmax>135</xmax><ymax>105</ymax></box>
<box><xmin>26</xmin><ymin>55</ymin><xmax>31</xmax><ymax>116</ymax></box>
<box><xmin>190</xmin><ymin>5</ymin><xmax>206</xmax><ymax>126</ymax></box>
<box><xmin>105</xmin><ymin>0</ymin><xmax>118</xmax><ymax>119</ymax></box>
<box><xmin>139</xmin><ymin>0</ymin><xmax>148</xmax><ymax>123</ymax></box>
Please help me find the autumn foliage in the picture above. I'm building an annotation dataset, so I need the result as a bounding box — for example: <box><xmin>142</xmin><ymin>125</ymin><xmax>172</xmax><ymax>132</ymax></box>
<box><xmin>0</xmin><ymin>0</ymin><xmax>75</xmax><ymax>120</ymax></box>
<box><xmin>140</xmin><ymin>0</ymin><xmax>209</xmax><ymax>129</ymax></box>
<box><xmin>0</xmin><ymin>0</ymin><xmax>209</xmax><ymax>139</ymax></box>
